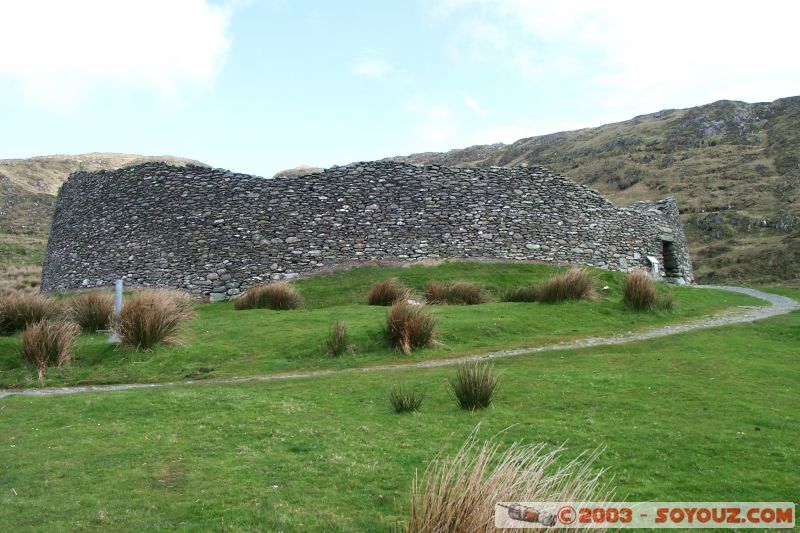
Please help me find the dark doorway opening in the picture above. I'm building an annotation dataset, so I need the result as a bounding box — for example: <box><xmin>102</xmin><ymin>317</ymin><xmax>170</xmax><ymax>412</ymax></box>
<box><xmin>662</xmin><ymin>240</ymin><xmax>680</xmax><ymax>278</ymax></box>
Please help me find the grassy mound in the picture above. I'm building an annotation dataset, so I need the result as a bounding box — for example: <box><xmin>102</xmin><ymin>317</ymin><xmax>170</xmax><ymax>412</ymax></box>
<box><xmin>0</xmin><ymin>261</ymin><xmax>763</xmax><ymax>388</ymax></box>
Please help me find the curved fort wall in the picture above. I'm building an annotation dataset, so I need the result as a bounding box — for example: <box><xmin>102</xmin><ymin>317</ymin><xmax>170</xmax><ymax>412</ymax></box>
<box><xmin>41</xmin><ymin>161</ymin><xmax>694</xmax><ymax>299</ymax></box>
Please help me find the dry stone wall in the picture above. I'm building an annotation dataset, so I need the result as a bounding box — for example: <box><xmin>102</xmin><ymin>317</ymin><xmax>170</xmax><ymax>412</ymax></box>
<box><xmin>42</xmin><ymin>161</ymin><xmax>694</xmax><ymax>299</ymax></box>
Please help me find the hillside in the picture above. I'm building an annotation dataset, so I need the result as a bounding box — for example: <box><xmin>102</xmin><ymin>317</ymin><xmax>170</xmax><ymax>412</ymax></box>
<box><xmin>389</xmin><ymin>96</ymin><xmax>800</xmax><ymax>284</ymax></box>
<box><xmin>3</xmin><ymin>96</ymin><xmax>800</xmax><ymax>291</ymax></box>
<box><xmin>0</xmin><ymin>153</ymin><xmax>205</xmax><ymax>293</ymax></box>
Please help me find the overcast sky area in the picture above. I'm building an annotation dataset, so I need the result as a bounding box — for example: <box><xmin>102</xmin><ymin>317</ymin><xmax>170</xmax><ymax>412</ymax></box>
<box><xmin>1</xmin><ymin>0</ymin><xmax>798</xmax><ymax>177</ymax></box>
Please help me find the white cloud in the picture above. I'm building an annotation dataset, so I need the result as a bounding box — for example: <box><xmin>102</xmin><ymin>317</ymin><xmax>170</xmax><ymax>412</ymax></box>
<box><xmin>435</xmin><ymin>0</ymin><xmax>800</xmax><ymax>114</ymax></box>
<box><xmin>463</xmin><ymin>94</ymin><xmax>487</xmax><ymax>117</ymax></box>
<box><xmin>354</xmin><ymin>56</ymin><xmax>390</xmax><ymax>78</ymax></box>
<box><xmin>404</xmin><ymin>96</ymin><xmax>457</xmax><ymax>147</ymax></box>
<box><xmin>0</xmin><ymin>0</ymin><xmax>233</xmax><ymax>110</ymax></box>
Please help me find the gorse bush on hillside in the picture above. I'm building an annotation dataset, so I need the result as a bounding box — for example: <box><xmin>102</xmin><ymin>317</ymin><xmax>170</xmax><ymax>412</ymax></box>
<box><xmin>424</xmin><ymin>281</ymin><xmax>491</xmax><ymax>305</ymax></box>
<box><xmin>385</xmin><ymin>301</ymin><xmax>436</xmax><ymax>354</ymax></box>
<box><xmin>536</xmin><ymin>268</ymin><xmax>598</xmax><ymax>303</ymax></box>
<box><xmin>119</xmin><ymin>289</ymin><xmax>195</xmax><ymax>350</ymax></box>
<box><xmin>67</xmin><ymin>292</ymin><xmax>114</xmax><ymax>333</ymax></box>
<box><xmin>0</xmin><ymin>292</ymin><xmax>62</xmax><ymax>336</ymax></box>
<box><xmin>19</xmin><ymin>320</ymin><xmax>81</xmax><ymax>384</ymax></box>
<box><xmin>403</xmin><ymin>428</ymin><xmax>610</xmax><ymax>532</ymax></box>
<box><xmin>235</xmin><ymin>282</ymin><xmax>303</xmax><ymax>310</ymax></box>
<box><xmin>368</xmin><ymin>278</ymin><xmax>411</xmax><ymax>306</ymax></box>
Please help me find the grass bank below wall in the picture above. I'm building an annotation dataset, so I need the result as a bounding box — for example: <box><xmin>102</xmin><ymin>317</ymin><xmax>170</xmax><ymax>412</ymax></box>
<box><xmin>0</xmin><ymin>261</ymin><xmax>762</xmax><ymax>388</ymax></box>
<box><xmin>1</xmin><ymin>300</ymin><xmax>798</xmax><ymax>530</ymax></box>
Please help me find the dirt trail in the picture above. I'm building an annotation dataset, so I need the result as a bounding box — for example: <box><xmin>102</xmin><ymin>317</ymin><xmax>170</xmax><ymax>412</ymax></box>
<box><xmin>1</xmin><ymin>286</ymin><xmax>796</xmax><ymax>399</ymax></box>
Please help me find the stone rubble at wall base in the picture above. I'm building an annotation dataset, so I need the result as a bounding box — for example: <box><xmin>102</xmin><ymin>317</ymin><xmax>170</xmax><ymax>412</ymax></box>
<box><xmin>41</xmin><ymin>161</ymin><xmax>694</xmax><ymax>299</ymax></box>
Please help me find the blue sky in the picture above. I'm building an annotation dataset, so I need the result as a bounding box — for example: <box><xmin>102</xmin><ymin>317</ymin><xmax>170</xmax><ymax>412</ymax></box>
<box><xmin>1</xmin><ymin>0</ymin><xmax>799</xmax><ymax>177</ymax></box>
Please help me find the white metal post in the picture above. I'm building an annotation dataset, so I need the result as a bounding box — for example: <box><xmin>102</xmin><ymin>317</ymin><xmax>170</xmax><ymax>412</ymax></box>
<box><xmin>108</xmin><ymin>279</ymin><xmax>123</xmax><ymax>344</ymax></box>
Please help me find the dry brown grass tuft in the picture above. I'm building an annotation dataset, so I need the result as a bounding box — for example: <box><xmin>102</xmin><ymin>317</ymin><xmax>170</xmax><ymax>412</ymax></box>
<box><xmin>325</xmin><ymin>320</ymin><xmax>348</xmax><ymax>357</ymax></box>
<box><xmin>623</xmin><ymin>270</ymin><xmax>658</xmax><ymax>311</ymax></box>
<box><xmin>67</xmin><ymin>292</ymin><xmax>114</xmax><ymax>333</ymax></box>
<box><xmin>235</xmin><ymin>282</ymin><xmax>303</xmax><ymax>310</ymax></box>
<box><xmin>156</xmin><ymin>289</ymin><xmax>196</xmax><ymax>316</ymax></box>
<box><xmin>403</xmin><ymin>428</ymin><xmax>611</xmax><ymax>532</ymax></box>
<box><xmin>19</xmin><ymin>320</ymin><xmax>81</xmax><ymax>384</ymax></box>
<box><xmin>368</xmin><ymin>278</ymin><xmax>412</xmax><ymax>306</ymax></box>
<box><xmin>0</xmin><ymin>291</ymin><xmax>62</xmax><ymax>336</ymax></box>
<box><xmin>536</xmin><ymin>268</ymin><xmax>599</xmax><ymax>303</ymax></box>
<box><xmin>623</xmin><ymin>270</ymin><xmax>673</xmax><ymax>311</ymax></box>
<box><xmin>385</xmin><ymin>302</ymin><xmax>436</xmax><ymax>354</ymax></box>
<box><xmin>425</xmin><ymin>281</ymin><xmax>491</xmax><ymax>305</ymax></box>
<box><xmin>423</xmin><ymin>281</ymin><xmax>448</xmax><ymax>305</ymax></box>
<box><xmin>119</xmin><ymin>289</ymin><xmax>195</xmax><ymax>350</ymax></box>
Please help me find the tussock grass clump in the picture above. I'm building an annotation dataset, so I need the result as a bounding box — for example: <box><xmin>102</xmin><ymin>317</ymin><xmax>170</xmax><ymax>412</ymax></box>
<box><xmin>325</xmin><ymin>320</ymin><xmax>348</xmax><ymax>357</ymax></box>
<box><xmin>623</xmin><ymin>270</ymin><xmax>673</xmax><ymax>311</ymax></box>
<box><xmin>424</xmin><ymin>281</ymin><xmax>448</xmax><ymax>304</ymax></box>
<box><xmin>403</xmin><ymin>428</ymin><xmax>610</xmax><ymax>532</ymax></box>
<box><xmin>157</xmin><ymin>289</ymin><xmax>196</xmax><ymax>317</ymax></box>
<box><xmin>368</xmin><ymin>278</ymin><xmax>411</xmax><ymax>306</ymax></box>
<box><xmin>502</xmin><ymin>285</ymin><xmax>539</xmax><ymax>302</ymax></box>
<box><xmin>385</xmin><ymin>302</ymin><xmax>436</xmax><ymax>354</ymax></box>
<box><xmin>449</xmin><ymin>361</ymin><xmax>498</xmax><ymax>411</ymax></box>
<box><xmin>67</xmin><ymin>292</ymin><xmax>114</xmax><ymax>333</ymax></box>
<box><xmin>235</xmin><ymin>282</ymin><xmax>303</xmax><ymax>310</ymax></box>
<box><xmin>389</xmin><ymin>386</ymin><xmax>424</xmax><ymax>413</ymax></box>
<box><xmin>536</xmin><ymin>267</ymin><xmax>598</xmax><ymax>303</ymax></box>
<box><xmin>119</xmin><ymin>289</ymin><xmax>195</xmax><ymax>350</ymax></box>
<box><xmin>425</xmin><ymin>281</ymin><xmax>491</xmax><ymax>305</ymax></box>
<box><xmin>0</xmin><ymin>292</ymin><xmax>62</xmax><ymax>336</ymax></box>
<box><xmin>20</xmin><ymin>320</ymin><xmax>81</xmax><ymax>384</ymax></box>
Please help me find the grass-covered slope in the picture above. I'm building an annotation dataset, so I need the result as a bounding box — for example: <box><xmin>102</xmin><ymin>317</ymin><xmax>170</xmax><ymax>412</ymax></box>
<box><xmin>0</xmin><ymin>262</ymin><xmax>762</xmax><ymax>388</ymax></box>
<box><xmin>1</xmin><ymin>292</ymin><xmax>797</xmax><ymax>531</ymax></box>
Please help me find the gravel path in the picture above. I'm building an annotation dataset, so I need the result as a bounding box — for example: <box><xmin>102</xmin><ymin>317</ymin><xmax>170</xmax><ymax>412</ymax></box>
<box><xmin>1</xmin><ymin>286</ymin><xmax>796</xmax><ymax>400</ymax></box>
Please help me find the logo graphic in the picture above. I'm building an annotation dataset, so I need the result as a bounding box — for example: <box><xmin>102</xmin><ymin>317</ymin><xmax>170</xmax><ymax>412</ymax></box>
<box><xmin>495</xmin><ymin>502</ymin><xmax>795</xmax><ymax>529</ymax></box>
<box><xmin>497</xmin><ymin>503</ymin><xmax>557</xmax><ymax>526</ymax></box>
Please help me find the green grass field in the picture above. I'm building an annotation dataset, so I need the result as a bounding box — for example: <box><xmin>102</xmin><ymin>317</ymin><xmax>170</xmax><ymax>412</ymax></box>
<box><xmin>0</xmin><ymin>262</ymin><xmax>762</xmax><ymax>389</ymax></box>
<box><xmin>1</xmin><ymin>288</ymin><xmax>798</xmax><ymax>530</ymax></box>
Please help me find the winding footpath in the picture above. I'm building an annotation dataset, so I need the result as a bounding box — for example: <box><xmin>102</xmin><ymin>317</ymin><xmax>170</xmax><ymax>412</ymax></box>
<box><xmin>1</xmin><ymin>286</ymin><xmax>796</xmax><ymax>400</ymax></box>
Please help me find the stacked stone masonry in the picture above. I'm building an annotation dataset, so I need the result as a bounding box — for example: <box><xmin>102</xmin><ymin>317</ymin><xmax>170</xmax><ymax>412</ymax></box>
<box><xmin>41</xmin><ymin>161</ymin><xmax>694</xmax><ymax>300</ymax></box>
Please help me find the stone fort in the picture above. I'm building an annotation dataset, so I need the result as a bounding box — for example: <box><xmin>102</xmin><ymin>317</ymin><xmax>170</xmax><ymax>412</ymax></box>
<box><xmin>41</xmin><ymin>161</ymin><xmax>694</xmax><ymax>299</ymax></box>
